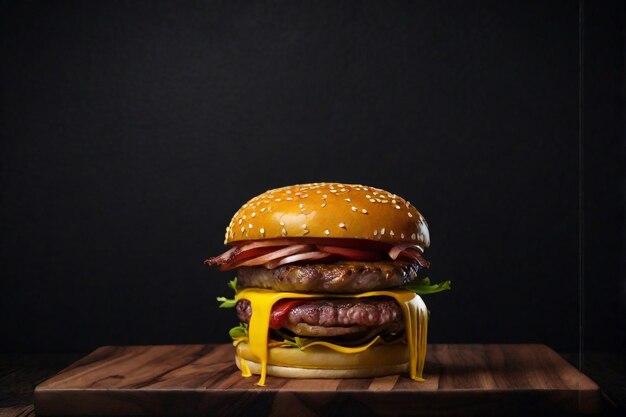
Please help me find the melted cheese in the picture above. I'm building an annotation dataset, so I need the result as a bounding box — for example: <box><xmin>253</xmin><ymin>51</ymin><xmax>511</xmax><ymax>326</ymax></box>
<box><xmin>239</xmin><ymin>357</ymin><xmax>252</xmax><ymax>377</ymax></box>
<box><xmin>235</xmin><ymin>288</ymin><xmax>428</xmax><ymax>386</ymax></box>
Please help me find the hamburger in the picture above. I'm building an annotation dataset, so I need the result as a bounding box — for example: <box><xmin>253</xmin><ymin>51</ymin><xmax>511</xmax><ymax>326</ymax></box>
<box><xmin>205</xmin><ymin>183</ymin><xmax>450</xmax><ymax>385</ymax></box>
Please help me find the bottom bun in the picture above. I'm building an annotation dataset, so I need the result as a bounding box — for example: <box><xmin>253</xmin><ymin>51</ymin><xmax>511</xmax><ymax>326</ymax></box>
<box><xmin>235</xmin><ymin>342</ymin><xmax>409</xmax><ymax>379</ymax></box>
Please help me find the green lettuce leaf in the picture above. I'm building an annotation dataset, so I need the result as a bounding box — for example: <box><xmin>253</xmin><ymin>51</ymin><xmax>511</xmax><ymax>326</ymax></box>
<box><xmin>404</xmin><ymin>277</ymin><xmax>452</xmax><ymax>294</ymax></box>
<box><xmin>216</xmin><ymin>277</ymin><xmax>238</xmax><ymax>308</ymax></box>
<box><xmin>229</xmin><ymin>323</ymin><xmax>248</xmax><ymax>339</ymax></box>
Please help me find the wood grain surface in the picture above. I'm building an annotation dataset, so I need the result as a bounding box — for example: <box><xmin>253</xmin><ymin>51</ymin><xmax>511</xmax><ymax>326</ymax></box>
<box><xmin>33</xmin><ymin>344</ymin><xmax>602</xmax><ymax>416</ymax></box>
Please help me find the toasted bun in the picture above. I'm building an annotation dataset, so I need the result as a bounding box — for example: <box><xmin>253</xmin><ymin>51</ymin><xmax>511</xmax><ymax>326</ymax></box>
<box><xmin>224</xmin><ymin>183</ymin><xmax>429</xmax><ymax>248</ymax></box>
<box><xmin>235</xmin><ymin>342</ymin><xmax>409</xmax><ymax>379</ymax></box>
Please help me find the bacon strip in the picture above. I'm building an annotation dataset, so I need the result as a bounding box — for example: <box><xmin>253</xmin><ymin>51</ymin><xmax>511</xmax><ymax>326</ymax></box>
<box><xmin>316</xmin><ymin>245</ymin><xmax>381</xmax><ymax>260</ymax></box>
<box><xmin>388</xmin><ymin>243</ymin><xmax>424</xmax><ymax>260</ymax></box>
<box><xmin>218</xmin><ymin>247</ymin><xmax>278</xmax><ymax>271</ymax></box>
<box><xmin>203</xmin><ymin>245</ymin><xmax>240</xmax><ymax>266</ymax></box>
<box><xmin>399</xmin><ymin>248</ymin><xmax>430</xmax><ymax>268</ymax></box>
<box><xmin>387</xmin><ymin>244</ymin><xmax>430</xmax><ymax>268</ymax></box>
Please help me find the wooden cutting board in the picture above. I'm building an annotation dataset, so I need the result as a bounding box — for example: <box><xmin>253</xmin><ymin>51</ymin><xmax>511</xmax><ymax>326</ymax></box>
<box><xmin>34</xmin><ymin>344</ymin><xmax>601</xmax><ymax>416</ymax></box>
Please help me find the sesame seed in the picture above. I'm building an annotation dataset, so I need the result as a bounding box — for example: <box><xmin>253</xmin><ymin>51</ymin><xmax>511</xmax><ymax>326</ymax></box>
<box><xmin>381</xmin><ymin>199</ymin><xmax>388</xmax><ymax>203</ymax></box>
<box><xmin>401</xmin><ymin>233</ymin><xmax>405</xmax><ymax>239</ymax></box>
<box><xmin>251</xmin><ymin>212</ymin><xmax>256</xmax><ymax>217</ymax></box>
<box><xmin>373</xmin><ymin>230</ymin><xmax>378</xmax><ymax>236</ymax></box>
<box><xmin>339</xmin><ymin>222</ymin><xmax>346</xmax><ymax>228</ymax></box>
<box><xmin>275</xmin><ymin>198</ymin><xmax>281</xmax><ymax>202</ymax></box>
<box><xmin>238</xmin><ymin>219</ymin><xmax>243</xmax><ymax>225</ymax></box>
<box><xmin>286</xmin><ymin>190</ymin><xmax>292</xmax><ymax>194</ymax></box>
<box><xmin>248</xmin><ymin>223</ymin><xmax>253</xmax><ymax>229</ymax></box>
<box><xmin>240</xmin><ymin>226</ymin><xmax>245</xmax><ymax>233</ymax></box>
<box><xmin>295</xmin><ymin>192</ymin><xmax>301</xmax><ymax>196</ymax></box>
<box><xmin>321</xmin><ymin>203</ymin><xmax>327</xmax><ymax>207</ymax></box>
<box><xmin>390</xmin><ymin>230</ymin><xmax>395</xmax><ymax>236</ymax></box>
<box><xmin>395</xmin><ymin>205</ymin><xmax>401</xmax><ymax>209</ymax></box>
<box><xmin>286</xmin><ymin>197</ymin><xmax>293</xmax><ymax>201</ymax></box>
<box><xmin>260</xmin><ymin>227</ymin><xmax>265</xmax><ymax>236</ymax></box>
<box><xmin>282</xmin><ymin>228</ymin><xmax>288</xmax><ymax>236</ymax></box>
<box><xmin>330</xmin><ymin>189</ymin><xmax>337</xmax><ymax>193</ymax></box>
<box><xmin>303</xmin><ymin>229</ymin><xmax>310</xmax><ymax>235</ymax></box>
<box><xmin>302</xmin><ymin>224</ymin><xmax>307</xmax><ymax>229</ymax></box>
<box><xmin>242</xmin><ymin>215</ymin><xmax>247</xmax><ymax>219</ymax></box>
<box><xmin>351</xmin><ymin>206</ymin><xmax>357</xmax><ymax>212</ymax></box>
<box><xmin>392</xmin><ymin>200</ymin><xmax>397</xmax><ymax>204</ymax></box>
<box><xmin>260</xmin><ymin>208</ymin><xmax>266</xmax><ymax>212</ymax></box>
<box><xmin>324</xmin><ymin>229</ymin><xmax>330</xmax><ymax>235</ymax></box>
<box><xmin>411</xmin><ymin>233</ymin><xmax>417</xmax><ymax>240</ymax></box>
<box><xmin>366</xmin><ymin>195</ymin><xmax>372</xmax><ymax>199</ymax></box>
<box><xmin>345</xmin><ymin>198</ymin><xmax>351</xmax><ymax>202</ymax></box>
<box><xmin>322</xmin><ymin>194</ymin><xmax>327</xmax><ymax>199</ymax></box>
<box><xmin>361</xmin><ymin>208</ymin><xmax>368</xmax><ymax>214</ymax></box>
<box><xmin>301</xmin><ymin>194</ymin><xmax>308</xmax><ymax>198</ymax></box>
<box><xmin>299</xmin><ymin>203</ymin><xmax>304</xmax><ymax>208</ymax></box>
<box><xmin>408</xmin><ymin>212</ymin><xmax>413</xmax><ymax>218</ymax></box>
<box><xmin>280</xmin><ymin>221</ymin><xmax>285</xmax><ymax>226</ymax></box>
<box><xmin>369</xmin><ymin>199</ymin><xmax>376</xmax><ymax>203</ymax></box>
<box><xmin>316</xmin><ymin>190</ymin><xmax>321</xmax><ymax>194</ymax></box>
<box><xmin>381</xmin><ymin>228</ymin><xmax>386</xmax><ymax>235</ymax></box>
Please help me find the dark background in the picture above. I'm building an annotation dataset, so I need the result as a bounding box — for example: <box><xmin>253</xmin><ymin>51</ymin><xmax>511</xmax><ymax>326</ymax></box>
<box><xmin>1</xmin><ymin>1</ymin><xmax>623</xmax><ymax>354</ymax></box>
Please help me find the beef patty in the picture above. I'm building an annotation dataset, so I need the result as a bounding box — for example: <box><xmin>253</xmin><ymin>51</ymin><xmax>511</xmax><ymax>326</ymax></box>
<box><xmin>236</xmin><ymin>297</ymin><xmax>404</xmax><ymax>338</ymax></box>
<box><xmin>236</xmin><ymin>260</ymin><xmax>420</xmax><ymax>293</ymax></box>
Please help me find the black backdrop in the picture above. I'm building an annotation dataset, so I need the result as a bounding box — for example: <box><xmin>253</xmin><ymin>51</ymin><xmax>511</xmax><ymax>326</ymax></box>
<box><xmin>1</xmin><ymin>1</ymin><xmax>623</xmax><ymax>353</ymax></box>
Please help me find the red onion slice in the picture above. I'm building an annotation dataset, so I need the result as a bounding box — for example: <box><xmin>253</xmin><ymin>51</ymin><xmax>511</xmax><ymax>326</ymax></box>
<box><xmin>205</xmin><ymin>240</ymin><xmax>297</xmax><ymax>267</ymax></box>
<box><xmin>265</xmin><ymin>251</ymin><xmax>333</xmax><ymax>269</ymax></box>
<box><xmin>234</xmin><ymin>244</ymin><xmax>315</xmax><ymax>268</ymax></box>
<box><xmin>237</xmin><ymin>239</ymin><xmax>301</xmax><ymax>252</ymax></box>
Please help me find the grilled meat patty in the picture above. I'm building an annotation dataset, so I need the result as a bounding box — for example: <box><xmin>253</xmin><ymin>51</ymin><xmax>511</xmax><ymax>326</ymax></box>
<box><xmin>236</xmin><ymin>297</ymin><xmax>403</xmax><ymax>329</ymax></box>
<box><xmin>236</xmin><ymin>260</ymin><xmax>420</xmax><ymax>293</ymax></box>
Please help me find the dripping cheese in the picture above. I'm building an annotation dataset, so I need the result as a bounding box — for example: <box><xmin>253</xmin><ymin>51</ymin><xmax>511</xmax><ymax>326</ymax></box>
<box><xmin>235</xmin><ymin>288</ymin><xmax>428</xmax><ymax>386</ymax></box>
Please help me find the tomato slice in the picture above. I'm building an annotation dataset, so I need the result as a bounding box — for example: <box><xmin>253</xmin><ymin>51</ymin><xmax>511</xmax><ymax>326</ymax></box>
<box><xmin>269</xmin><ymin>299</ymin><xmax>308</xmax><ymax>329</ymax></box>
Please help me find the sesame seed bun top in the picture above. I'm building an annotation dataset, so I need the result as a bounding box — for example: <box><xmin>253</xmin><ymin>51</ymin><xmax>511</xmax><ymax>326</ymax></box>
<box><xmin>224</xmin><ymin>182</ymin><xmax>430</xmax><ymax>249</ymax></box>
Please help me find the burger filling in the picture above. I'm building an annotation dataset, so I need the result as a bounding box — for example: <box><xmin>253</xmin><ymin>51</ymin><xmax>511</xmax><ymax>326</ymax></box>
<box><xmin>210</xmin><ymin>239</ymin><xmax>448</xmax><ymax>353</ymax></box>
<box><xmin>204</xmin><ymin>239</ymin><xmax>429</xmax><ymax>271</ymax></box>
<box><xmin>235</xmin><ymin>297</ymin><xmax>404</xmax><ymax>339</ymax></box>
